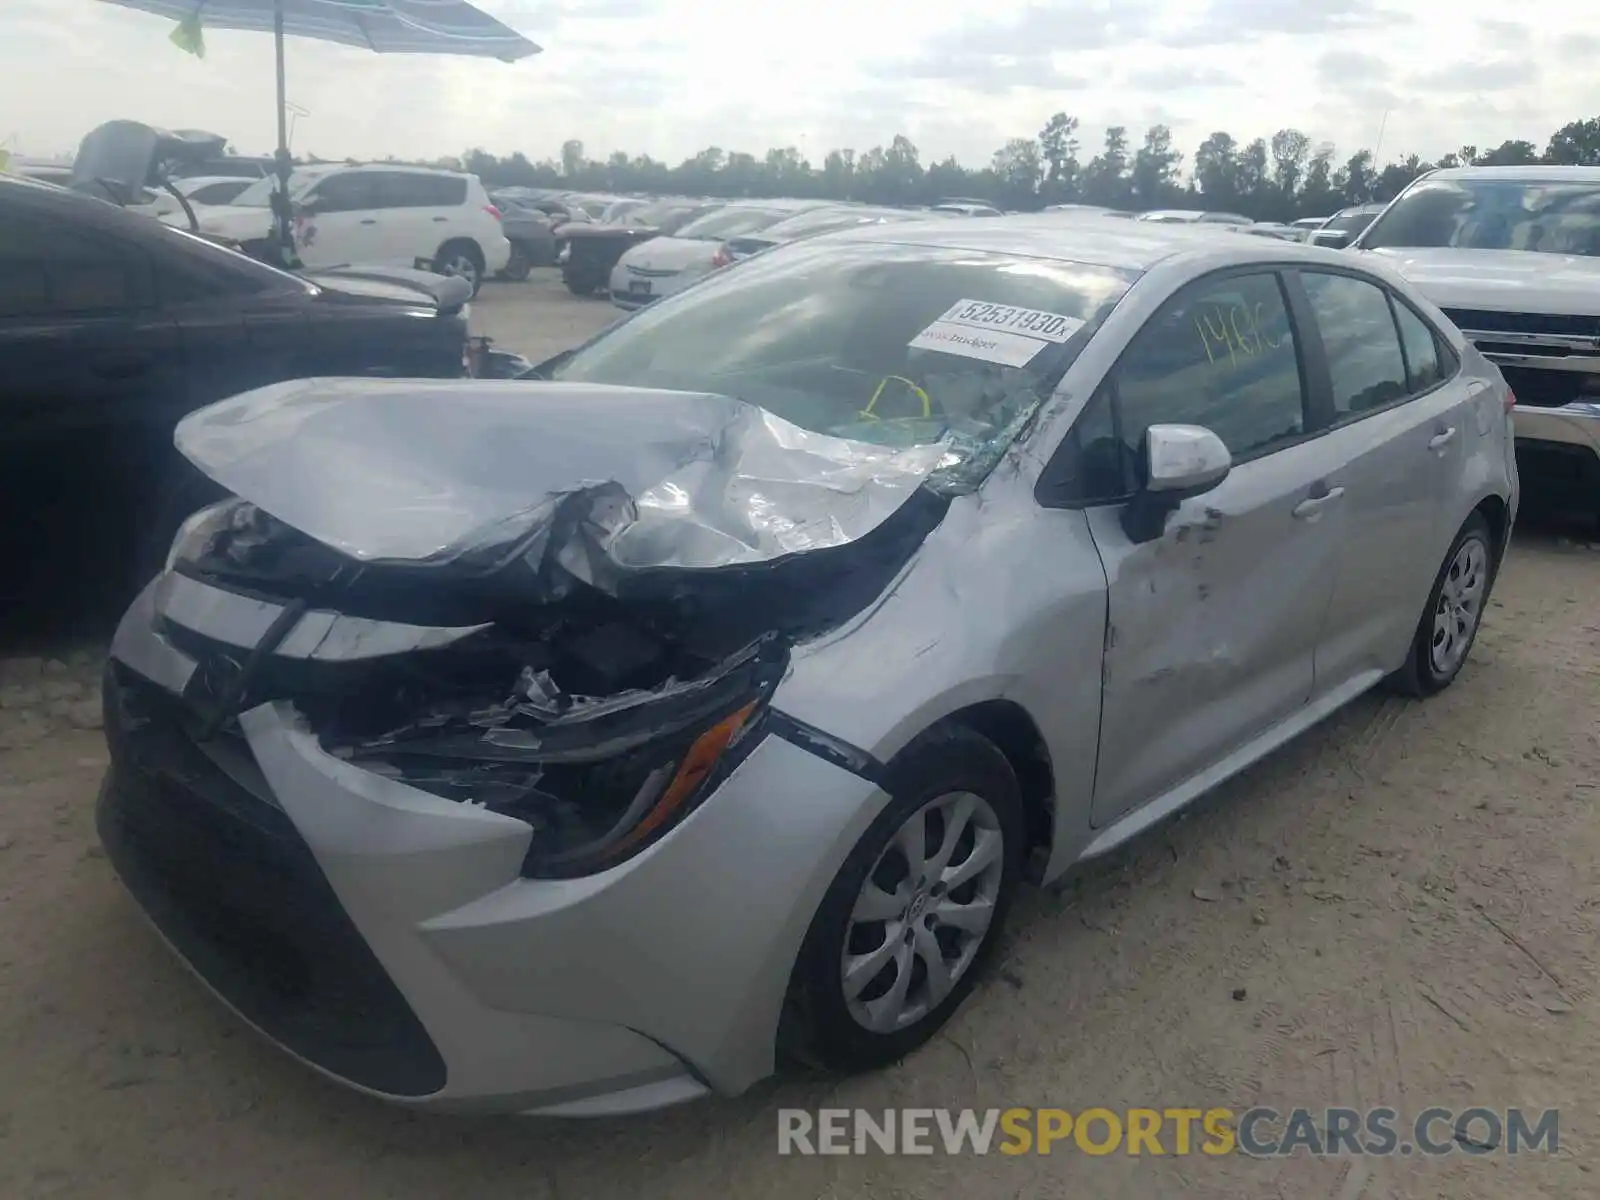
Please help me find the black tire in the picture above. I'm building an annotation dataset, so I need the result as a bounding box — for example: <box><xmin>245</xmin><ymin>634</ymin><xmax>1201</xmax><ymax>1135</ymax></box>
<box><xmin>779</xmin><ymin>724</ymin><xmax>1026</xmax><ymax>1072</ymax></box>
<box><xmin>1387</xmin><ymin>512</ymin><xmax>1495</xmax><ymax>698</ymax></box>
<box><xmin>432</xmin><ymin>239</ymin><xmax>485</xmax><ymax>297</ymax></box>
<box><xmin>502</xmin><ymin>242</ymin><xmax>532</xmax><ymax>282</ymax></box>
<box><xmin>563</xmin><ymin>266</ymin><xmax>604</xmax><ymax>296</ymax></box>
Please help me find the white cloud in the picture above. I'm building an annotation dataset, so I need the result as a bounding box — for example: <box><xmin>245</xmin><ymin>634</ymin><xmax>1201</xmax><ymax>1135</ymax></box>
<box><xmin>4</xmin><ymin>0</ymin><xmax>1599</xmax><ymax>171</ymax></box>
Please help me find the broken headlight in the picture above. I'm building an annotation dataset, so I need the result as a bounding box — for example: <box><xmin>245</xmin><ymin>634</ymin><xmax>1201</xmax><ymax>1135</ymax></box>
<box><xmin>341</xmin><ymin>638</ymin><xmax>787</xmax><ymax>878</ymax></box>
<box><xmin>165</xmin><ymin>497</ymin><xmax>248</xmax><ymax>574</ymax></box>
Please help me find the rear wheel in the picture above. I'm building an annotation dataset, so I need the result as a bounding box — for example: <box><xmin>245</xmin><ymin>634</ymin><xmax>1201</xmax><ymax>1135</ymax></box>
<box><xmin>779</xmin><ymin>725</ymin><xmax>1025</xmax><ymax>1072</ymax></box>
<box><xmin>432</xmin><ymin>240</ymin><xmax>485</xmax><ymax>296</ymax></box>
<box><xmin>1387</xmin><ymin>512</ymin><xmax>1495</xmax><ymax>697</ymax></box>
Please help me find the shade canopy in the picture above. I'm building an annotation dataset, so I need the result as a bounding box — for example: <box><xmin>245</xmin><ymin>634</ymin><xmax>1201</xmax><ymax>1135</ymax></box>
<box><xmin>96</xmin><ymin>0</ymin><xmax>538</xmax><ymax>264</ymax></box>
<box><xmin>98</xmin><ymin>0</ymin><xmax>540</xmax><ymax>60</ymax></box>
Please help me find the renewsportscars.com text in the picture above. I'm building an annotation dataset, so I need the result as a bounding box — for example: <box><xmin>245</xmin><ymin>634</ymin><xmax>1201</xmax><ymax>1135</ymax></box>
<box><xmin>777</xmin><ymin>1107</ymin><xmax>1559</xmax><ymax>1157</ymax></box>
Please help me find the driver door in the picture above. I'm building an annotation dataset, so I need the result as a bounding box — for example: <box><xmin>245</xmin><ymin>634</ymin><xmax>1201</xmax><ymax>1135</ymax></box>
<box><xmin>1083</xmin><ymin>269</ymin><xmax>1348</xmax><ymax>826</ymax></box>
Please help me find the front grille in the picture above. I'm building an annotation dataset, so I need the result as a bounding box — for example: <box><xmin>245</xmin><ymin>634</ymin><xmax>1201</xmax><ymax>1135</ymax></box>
<box><xmin>97</xmin><ymin>663</ymin><xmax>447</xmax><ymax>1098</ymax></box>
<box><xmin>1442</xmin><ymin>309</ymin><xmax>1600</xmax><ymax>339</ymax></box>
<box><xmin>626</xmin><ymin>264</ymin><xmax>680</xmax><ymax>279</ymax></box>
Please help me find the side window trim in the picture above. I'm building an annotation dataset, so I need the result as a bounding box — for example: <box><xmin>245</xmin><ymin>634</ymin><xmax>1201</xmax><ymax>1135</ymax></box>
<box><xmin>1386</xmin><ymin>291</ymin><xmax>1417</xmax><ymax>389</ymax></box>
<box><xmin>1280</xmin><ymin>268</ymin><xmax>1337</xmax><ymax>432</ymax></box>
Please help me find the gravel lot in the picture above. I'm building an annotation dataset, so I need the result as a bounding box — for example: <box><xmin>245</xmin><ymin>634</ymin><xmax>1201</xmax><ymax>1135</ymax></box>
<box><xmin>1</xmin><ymin>276</ymin><xmax>1596</xmax><ymax>1199</ymax></box>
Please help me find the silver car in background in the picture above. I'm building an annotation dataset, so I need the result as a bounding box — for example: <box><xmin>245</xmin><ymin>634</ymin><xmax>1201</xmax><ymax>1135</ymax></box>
<box><xmin>608</xmin><ymin>198</ymin><xmax>829</xmax><ymax>308</ymax></box>
<box><xmin>100</xmin><ymin>218</ymin><xmax>1516</xmax><ymax>1117</ymax></box>
<box><xmin>720</xmin><ymin>204</ymin><xmax>937</xmax><ymax>263</ymax></box>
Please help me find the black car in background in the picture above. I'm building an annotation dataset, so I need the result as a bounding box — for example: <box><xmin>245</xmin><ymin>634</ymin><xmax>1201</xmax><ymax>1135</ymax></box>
<box><xmin>0</xmin><ymin>172</ymin><xmax>474</xmax><ymax>629</ymax></box>
<box><xmin>558</xmin><ymin>198</ymin><xmax>720</xmax><ymax>295</ymax></box>
<box><xmin>1307</xmin><ymin>203</ymin><xmax>1387</xmax><ymax>248</ymax></box>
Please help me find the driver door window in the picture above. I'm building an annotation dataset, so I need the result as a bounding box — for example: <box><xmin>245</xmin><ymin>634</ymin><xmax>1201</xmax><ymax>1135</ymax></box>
<box><xmin>1114</xmin><ymin>271</ymin><xmax>1308</xmax><ymax>465</ymax></box>
<box><xmin>303</xmin><ymin>173</ymin><xmax>376</xmax><ymax>214</ymax></box>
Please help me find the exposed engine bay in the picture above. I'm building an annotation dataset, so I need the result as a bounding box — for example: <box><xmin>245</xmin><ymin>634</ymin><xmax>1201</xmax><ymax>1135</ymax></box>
<box><xmin>150</xmin><ymin>378</ymin><xmax>953</xmax><ymax>875</ymax></box>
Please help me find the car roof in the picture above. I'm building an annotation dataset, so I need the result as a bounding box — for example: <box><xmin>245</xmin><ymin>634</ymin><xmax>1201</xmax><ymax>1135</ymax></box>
<box><xmin>832</xmin><ymin>211</ymin><xmax>1376</xmax><ymax>273</ymax></box>
<box><xmin>297</xmin><ymin>162</ymin><xmax>472</xmax><ymax>179</ymax></box>
<box><xmin>1424</xmin><ymin>165</ymin><xmax>1600</xmax><ymax>183</ymax></box>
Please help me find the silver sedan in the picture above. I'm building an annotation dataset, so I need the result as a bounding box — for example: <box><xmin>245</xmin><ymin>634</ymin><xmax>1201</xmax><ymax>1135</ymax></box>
<box><xmin>99</xmin><ymin>216</ymin><xmax>1517</xmax><ymax>1116</ymax></box>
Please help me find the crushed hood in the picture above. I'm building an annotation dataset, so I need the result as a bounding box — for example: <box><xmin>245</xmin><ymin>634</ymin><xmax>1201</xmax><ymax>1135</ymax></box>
<box><xmin>174</xmin><ymin>378</ymin><xmax>948</xmax><ymax>598</ymax></box>
<box><xmin>1363</xmin><ymin>247</ymin><xmax>1600</xmax><ymax>315</ymax></box>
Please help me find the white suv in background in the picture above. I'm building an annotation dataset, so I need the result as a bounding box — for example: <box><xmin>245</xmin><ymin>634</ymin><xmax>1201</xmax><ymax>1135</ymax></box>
<box><xmin>175</xmin><ymin>164</ymin><xmax>511</xmax><ymax>294</ymax></box>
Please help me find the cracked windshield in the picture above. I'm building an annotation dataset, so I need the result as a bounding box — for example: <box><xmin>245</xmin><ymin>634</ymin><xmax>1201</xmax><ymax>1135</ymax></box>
<box><xmin>552</xmin><ymin>240</ymin><xmax>1135</xmax><ymax>489</ymax></box>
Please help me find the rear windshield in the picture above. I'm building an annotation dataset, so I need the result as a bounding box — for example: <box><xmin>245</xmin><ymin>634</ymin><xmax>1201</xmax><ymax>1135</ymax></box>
<box><xmin>673</xmin><ymin>206</ymin><xmax>791</xmax><ymax>240</ymax></box>
<box><xmin>1360</xmin><ymin>178</ymin><xmax>1600</xmax><ymax>255</ymax></box>
<box><xmin>552</xmin><ymin>239</ymin><xmax>1136</xmax><ymax>491</ymax></box>
<box><xmin>1322</xmin><ymin>207</ymin><xmax>1381</xmax><ymax>235</ymax></box>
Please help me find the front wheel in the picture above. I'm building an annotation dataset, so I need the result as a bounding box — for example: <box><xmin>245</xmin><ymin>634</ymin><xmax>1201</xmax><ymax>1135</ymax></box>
<box><xmin>780</xmin><ymin>724</ymin><xmax>1025</xmax><ymax>1072</ymax></box>
<box><xmin>432</xmin><ymin>240</ymin><xmax>485</xmax><ymax>296</ymax></box>
<box><xmin>1387</xmin><ymin>512</ymin><xmax>1495</xmax><ymax>697</ymax></box>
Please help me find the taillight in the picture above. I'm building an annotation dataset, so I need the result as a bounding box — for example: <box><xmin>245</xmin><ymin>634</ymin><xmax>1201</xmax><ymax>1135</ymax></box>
<box><xmin>710</xmin><ymin>245</ymin><xmax>731</xmax><ymax>269</ymax></box>
<box><xmin>485</xmin><ymin>204</ymin><xmax>502</xmax><ymax>221</ymax></box>
<box><xmin>1504</xmin><ymin>386</ymin><xmax>1517</xmax><ymax>413</ymax></box>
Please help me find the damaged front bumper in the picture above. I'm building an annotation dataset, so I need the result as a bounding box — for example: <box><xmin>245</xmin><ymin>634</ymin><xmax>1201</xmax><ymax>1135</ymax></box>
<box><xmin>98</xmin><ymin>572</ymin><xmax>889</xmax><ymax>1114</ymax></box>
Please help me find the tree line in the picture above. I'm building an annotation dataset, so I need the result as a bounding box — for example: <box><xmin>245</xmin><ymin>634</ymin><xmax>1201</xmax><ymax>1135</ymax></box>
<box><xmin>444</xmin><ymin>115</ymin><xmax>1600</xmax><ymax>222</ymax></box>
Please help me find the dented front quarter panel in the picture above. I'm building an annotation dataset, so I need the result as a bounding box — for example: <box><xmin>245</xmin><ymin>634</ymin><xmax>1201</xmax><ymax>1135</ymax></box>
<box><xmin>771</xmin><ymin>464</ymin><xmax>1110</xmax><ymax>882</ymax></box>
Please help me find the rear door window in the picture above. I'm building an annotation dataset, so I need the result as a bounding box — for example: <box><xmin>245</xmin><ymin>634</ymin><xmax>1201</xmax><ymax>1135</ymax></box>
<box><xmin>0</xmin><ymin>210</ymin><xmax>149</xmax><ymax>318</ymax></box>
<box><xmin>377</xmin><ymin>173</ymin><xmax>468</xmax><ymax>208</ymax></box>
<box><xmin>1300</xmin><ymin>271</ymin><xmax>1410</xmax><ymax>417</ymax></box>
<box><xmin>1391</xmin><ymin>298</ymin><xmax>1448</xmax><ymax>392</ymax></box>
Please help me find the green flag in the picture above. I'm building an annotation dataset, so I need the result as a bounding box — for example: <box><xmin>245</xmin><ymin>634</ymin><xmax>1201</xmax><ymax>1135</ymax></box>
<box><xmin>170</xmin><ymin>13</ymin><xmax>205</xmax><ymax>57</ymax></box>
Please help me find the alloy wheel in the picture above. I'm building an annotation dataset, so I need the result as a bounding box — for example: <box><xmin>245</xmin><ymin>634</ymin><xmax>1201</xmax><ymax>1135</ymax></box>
<box><xmin>440</xmin><ymin>252</ymin><xmax>480</xmax><ymax>292</ymax></box>
<box><xmin>1430</xmin><ymin>534</ymin><xmax>1488</xmax><ymax>676</ymax></box>
<box><xmin>841</xmin><ymin>791</ymin><xmax>1005</xmax><ymax>1034</ymax></box>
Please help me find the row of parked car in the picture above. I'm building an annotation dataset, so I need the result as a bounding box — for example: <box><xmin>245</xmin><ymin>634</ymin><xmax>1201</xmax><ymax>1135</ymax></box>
<box><xmin>483</xmin><ymin>188</ymin><xmax>1009</xmax><ymax>299</ymax></box>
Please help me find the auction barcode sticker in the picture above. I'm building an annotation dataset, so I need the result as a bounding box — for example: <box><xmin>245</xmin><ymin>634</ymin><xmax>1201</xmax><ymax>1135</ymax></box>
<box><xmin>908</xmin><ymin>299</ymin><xmax>1087</xmax><ymax>367</ymax></box>
<box><xmin>936</xmin><ymin>299</ymin><xmax>1086</xmax><ymax>343</ymax></box>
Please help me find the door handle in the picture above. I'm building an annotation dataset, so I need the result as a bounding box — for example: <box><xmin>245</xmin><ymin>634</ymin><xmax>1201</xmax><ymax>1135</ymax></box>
<box><xmin>359</xmin><ymin>218</ymin><xmax>378</xmax><ymax>225</ymax></box>
<box><xmin>431</xmin><ymin>216</ymin><xmax>448</xmax><ymax>223</ymax></box>
<box><xmin>1428</xmin><ymin>426</ymin><xmax>1458</xmax><ymax>451</ymax></box>
<box><xmin>1292</xmin><ymin>485</ymin><xmax>1345</xmax><ymax>520</ymax></box>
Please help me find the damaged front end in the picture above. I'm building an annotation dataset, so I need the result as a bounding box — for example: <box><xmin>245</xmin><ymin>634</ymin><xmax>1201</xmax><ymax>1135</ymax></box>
<box><xmin>137</xmin><ymin>379</ymin><xmax>950</xmax><ymax>876</ymax></box>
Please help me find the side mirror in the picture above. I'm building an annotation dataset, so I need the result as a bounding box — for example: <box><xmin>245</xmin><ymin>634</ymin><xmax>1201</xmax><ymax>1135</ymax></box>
<box><xmin>1121</xmin><ymin>424</ymin><xmax>1232</xmax><ymax>544</ymax></box>
<box><xmin>1313</xmin><ymin>230</ymin><xmax>1351</xmax><ymax>249</ymax></box>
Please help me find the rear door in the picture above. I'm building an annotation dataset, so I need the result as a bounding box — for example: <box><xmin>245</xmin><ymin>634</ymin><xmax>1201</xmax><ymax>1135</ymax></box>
<box><xmin>1288</xmin><ymin>268</ymin><xmax>1470</xmax><ymax>691</ymax></box>
<box><xmin>366</xmin><ymin>171</ymin><xmax>462</xmax><ymax>267</ymax></box>
<box><xmin>1084</xmin><ymin>268</ymin><xmax>1349</xmax><ymax>826</ymax></box>
<box><xmin>295</xmin><ymin>171</ymin><xmax>384</xmax><ymax>268</ymax></box>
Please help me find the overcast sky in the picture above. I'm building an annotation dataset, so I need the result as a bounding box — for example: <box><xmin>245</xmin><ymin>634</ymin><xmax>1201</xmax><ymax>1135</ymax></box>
<box><xmin>6</xmin><ymin>1</ymin><xmax>1597</xmax><ymax>170</ymax></box>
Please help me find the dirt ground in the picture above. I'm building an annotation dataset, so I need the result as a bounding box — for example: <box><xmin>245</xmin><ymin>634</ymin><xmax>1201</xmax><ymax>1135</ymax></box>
<box><xmin>1</xmin><ymin>279</ymin><xmax>1596</xmax><ymax>1198</ymax></box>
